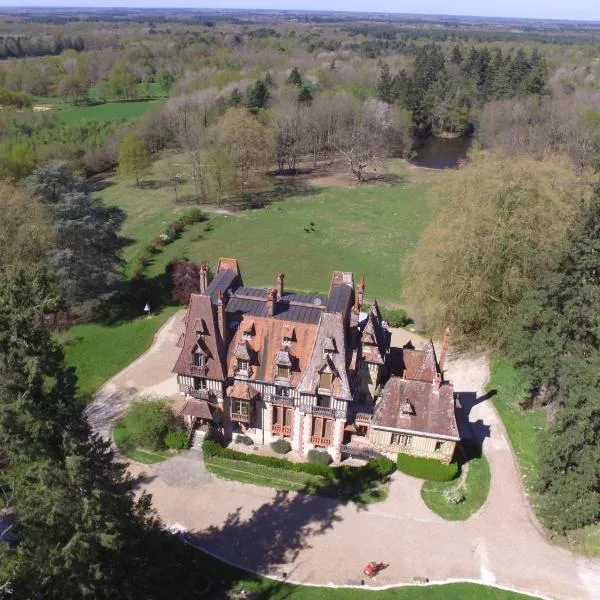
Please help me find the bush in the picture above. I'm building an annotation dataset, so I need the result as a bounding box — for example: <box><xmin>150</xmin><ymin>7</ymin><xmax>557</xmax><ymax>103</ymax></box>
<box><xmin>381</xmin><ymin>307</ymin><xmax>410</xmax><ymax>328</ymax></box>
<box><xmin>307</xmin><ymin>449</ymin><xmax>332</xmax><ymax>465</ymax></box>
<box><xmin>270</xmin><ymin>439</ymin><xmax>292</xmax><ymax>454</ymax></box>
<box><xmin>164</xmin><ymin>428</ymin><xmax>188</xmax><ymax>450</ymax></box>
<box><xmin>443</xmin><ymin>487</ymin><xmax>465</xmax><ymax>505</ymax></box>
<box><xmin>396</xmin><ymin>453</ymin><xmax>459</xmax><ymax>481</ymax></box>
<box><xmin>121</xmin><ymin>400</ymin><xmax>174</xmax><ymax>451</ymax></box>
<box><xmin>235</xmin><ymin>434</ymin><xmax>254</xmax><ymax>445</ymax></box>
<box><xmin>367</xmin><ymin>456</ymin><xmax>395</xmax><ymax>477</ymax></box>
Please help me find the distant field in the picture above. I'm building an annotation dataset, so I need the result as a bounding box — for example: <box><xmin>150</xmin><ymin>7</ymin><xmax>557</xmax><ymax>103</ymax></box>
<box><xmin>98</xmin><ymin>161</ymin><xmax>433</xmax><ymax>304</ymax></box>
<box><xmin>58</xmin><ymin>99</ymin><xmax>161</xmax><ymax>123</ymax></box>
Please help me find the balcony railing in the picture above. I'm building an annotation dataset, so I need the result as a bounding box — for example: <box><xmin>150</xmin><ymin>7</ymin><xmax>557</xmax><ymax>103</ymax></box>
<box><xmin>310</xmin><ymin>435</ymin><xmax>332</xmax><ymax>447</ymax></box>
<box><xmin>272</xmin><ymin>424</ymin><xmax>293</xmax><ymax>436</ymax></box>
<box><xmin>184</xmin><ymin>386</ymin><xmax>210</xmax><ymax>400</ymax></box>
<box><xmin>311</xmin><ymin>405</ymin><xmax>336</xmax><ymax>418</ymax></box>
<box><xmin>189</xmin><ymin>364</ymin><xmax>207</xmax><ymax>376</ymax></box>
<box><xmin>341</xmin><ymin>444</ymin><xmax>382</xmax><ymax>459</ymax></box>
<box><xmin>231</xmin><ymin>412</ymin><xmax>250</xmax><ymax>423</ymax></box>
<box><xmin>354</xmin><ymin>412</ymin><xmax>372</xmax><ymax>423</ymax></box>
<box><xmin>270</xmin><ymin>394</ymin><xmax>295</xmax><ymax>407</ymax></box>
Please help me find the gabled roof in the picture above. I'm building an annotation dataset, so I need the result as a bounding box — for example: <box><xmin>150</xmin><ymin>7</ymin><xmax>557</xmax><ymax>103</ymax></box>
<box><xmin>372</xmin><ymin>377</ymin><xmax>459</xmax><ymax>440</ymax></box>
<box><xmin>360</xmin><ymin>303</ymin><xmax>390</xmax><ymax>365</ymax></box>
<box><xmin>402</xmin><ymin>340</ymin><xmax>440</xmax><ymax>383</ymax></box>
<box><xmin>173</xmin><ymin>293</ymin><xmax>226</xmax><ymax>381</ymax></box>
<box><xmin>178</xmin><ymin>399</ymin><xmax>214</xmax><ymax>420</ymax></box>
<box><xmin>228</xmin><ymin>381</ymin><xmax>260</xmax><ymax>400</ymax></box>
<box><xmin>297</xmin><ymin>312</ymin><xmax>351</xmax><ymax>401</ymax></box>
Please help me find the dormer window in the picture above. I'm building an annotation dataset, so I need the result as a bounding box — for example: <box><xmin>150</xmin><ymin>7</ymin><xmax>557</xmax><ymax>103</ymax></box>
<box><xmin>277</xmin><ymin>364</ymin><xmax>290</xmax><ymax>379</ymax></box>
<box><xmin>242</xmin><ymin>321</ymin><xmax>255</xmax><ymax>341</ymax></box>
<box><xmin>282</xmin><ymin>335</ymin><xmax>292</xmax><ymax>346</ymax></box>
<box><xmin>323</xmin><ymin>337</ymin><xmax>336</xmax><ymax>357</ymax></box>
<box><xmin>193</xmin><ymin>353</ymin><xmax>206</xmax><ymax>368</ymax></box>
<box><xmin>319</xmin><ymin>370</ymin><xmax>333</xmax><ymax>390</ymax></box>
<box><xmin>237</xmin><ymin>358</ymin><xmax>249</xmax><ymax>374</ymax></box>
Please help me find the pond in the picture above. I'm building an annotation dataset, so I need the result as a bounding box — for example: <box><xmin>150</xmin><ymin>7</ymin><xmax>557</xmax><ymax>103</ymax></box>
<box><xmin>410</xmin><ymin>136</ymin><xmax>472</xmax><ymax>169</ymax></box>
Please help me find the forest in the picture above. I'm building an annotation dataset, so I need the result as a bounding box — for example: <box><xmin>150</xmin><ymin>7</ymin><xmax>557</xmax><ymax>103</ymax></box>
<box><xmin>2</xmin><ymin>6</ymin><xmax>600</xmax><ymax>597</ymax></box>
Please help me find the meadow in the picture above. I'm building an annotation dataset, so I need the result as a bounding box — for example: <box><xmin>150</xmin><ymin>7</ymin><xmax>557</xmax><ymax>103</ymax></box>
<box><xmin>58</xmin><ymin>99</ymin><xmax>162</xmax><ymax>124</ymax></box>
<box><xmin>99</xmin><ymin>159</ymin><xmax>434</xmax><ymax>304</ymax></box>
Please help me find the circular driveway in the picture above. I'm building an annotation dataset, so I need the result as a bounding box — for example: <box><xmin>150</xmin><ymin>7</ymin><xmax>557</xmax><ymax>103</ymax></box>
<box><xmin>87</xmin><ymin>312</ymin><xmax>600</xmax><ymax>600</ymax></box>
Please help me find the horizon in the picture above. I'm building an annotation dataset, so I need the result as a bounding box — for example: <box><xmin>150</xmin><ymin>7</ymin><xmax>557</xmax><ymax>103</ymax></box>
<box><xmin>0</xmin><ymin>2</ymin><xmax>598</xmax><ymax>24</ymax></box>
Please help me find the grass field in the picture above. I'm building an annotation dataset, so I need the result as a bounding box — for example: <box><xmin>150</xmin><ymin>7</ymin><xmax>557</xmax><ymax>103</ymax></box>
<box><xmin>98</xmin><ymin>159</ymin><xmax>433</xmax><ymax>304</ymax></box>
<box><xmin>487</xmin><ymin>359</ymin><xmax>546</xmax><ymax>495</ymax></box>
<box><xmin>59</xmin><ymin>99</ymin><xmax>162</xmax><ymax>123</ymax></box>
<box><xmin>59</xmin><ymin>306</ymin><xmax>178</xmax><ymax>400</ymax></box>
<box><xmin>421</xmin><ymin>454</ymin><xmax>490</xmax><ymax>520</ymax></box>
<box><xmin>204</xmin><ymin>456</ymin><xmax>389</xmax><ymax>504</ymax></box>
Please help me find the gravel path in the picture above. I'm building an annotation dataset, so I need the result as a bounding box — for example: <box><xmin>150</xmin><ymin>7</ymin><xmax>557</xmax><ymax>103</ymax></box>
<box><xmin>87</xmin><ymin>315</ymin><xmax>600</xmax><ymax>599</ymax></box>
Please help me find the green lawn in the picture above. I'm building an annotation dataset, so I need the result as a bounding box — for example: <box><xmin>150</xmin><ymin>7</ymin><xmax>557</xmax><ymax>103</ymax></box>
<box><xmin>113</xmin><ymin>424</ymin><xmax>172</xmax><ymax>464</ymax></box>
<box><xmin>58</xmin><ymin>99</ymin><xmax>162</xmax><ymax>124</ymax></box>
<box><xmin>204</xmin><ymin>456</ymin><xmax>389</xmax><ymax>504</ymax></box>
<box><xmin>205</xmin><ymin>456</ymin><xmax>324</xmax><ymax>491</ymax></box>
<box><xmin>98</xmin><ymin>160</ymin><xmax>433</xmax><ymax>304</ymax></box>
<box><xmin>421</xmin><ymin>454</ymin><xmax>490</xmax><ymax>520</ymax></box>
<box><xmin>487</xmin><ymin>359</ymin><xmax>546</xmax><ymax>494</ymax></box>
<box><xmin>60</xmin><ymin>306</ymin><xmax>178</xmax><ymax>400</ymax></box>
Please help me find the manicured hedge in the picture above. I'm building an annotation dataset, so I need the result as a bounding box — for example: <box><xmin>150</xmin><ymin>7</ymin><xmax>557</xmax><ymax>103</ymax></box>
<box><xmin>307</xmin><ymin>449</ymin><xmax>332</xmax><ymax>465</ymax></box>
<box><xmin>270</xmin><ymin>439</ymin><xmax>292</xmax><ymax>454</ymax></box>
<box><xmin>396</xmin><ymin>453</ymin><xmax>459</xmax><ymax>481</ymax></box>
<box><xmin>203</xmin><ymin>440</ymin><xmax>395</xmax><ymax>480</ymax></box>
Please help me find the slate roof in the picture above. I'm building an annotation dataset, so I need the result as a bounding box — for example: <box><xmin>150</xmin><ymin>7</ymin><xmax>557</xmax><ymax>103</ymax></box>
<box><xmin>372</xmin><ymin>377</ymin><xmax>459</xmax><ymax>440</ymax></box>
<box><xmin>204</xmin><ymin>268</ymin><xmax>242</xmax><ymax>304</ymax></box>
<box><xmin>360</xmin><ymin>302</ymin><xmax>390</xmax><ymax>365</ymax></box>
<box><xmin>297</xmin><ymin>312</ymin><xmax>352</xmax><ymax>401</ymax></box>
<box><xmin>172</xmin><ymin>293</ymin><xmax>226</xmax><ymax>381</ymax></box>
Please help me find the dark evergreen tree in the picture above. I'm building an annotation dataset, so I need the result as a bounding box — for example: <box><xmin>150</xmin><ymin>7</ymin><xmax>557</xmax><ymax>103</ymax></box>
<box><xmin>506</xmin><ymin>190</ymin><xmax>600</xmax><ymax>532</ymax></box>
<box><xmin>0</xmin><ymin>269</ymin><xmax>198</xmax><ymax>598</ymax></box>
<box><xmin>245</xmin><ymin>79</ymin><xmax>270</xmax><ymax>114</ymax></box>
<box><xmin>28</xmin><ymin>165</ymin><xmax>127</xmax><ymax>313</ymax></box>
<box><xmin>450</xmin><ymin>44</ymin><xmax>463</xmax><ymax>65</ymax></box>
<box><xmin>377</xmin><ymin>63</ymin><xmax>394</xmax><ymax>104</ymax></box>
<box><xmin>287</xmin><ymin>66</ymin><xmax>303</xmax><ymax>86</ymax></box>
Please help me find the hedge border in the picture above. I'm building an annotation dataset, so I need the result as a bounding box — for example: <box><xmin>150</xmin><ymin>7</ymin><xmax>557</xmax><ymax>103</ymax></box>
<box><xmin>203</xmin><ymin>440</ymin><xmax>394</xmax><ymax>479</ymax></box>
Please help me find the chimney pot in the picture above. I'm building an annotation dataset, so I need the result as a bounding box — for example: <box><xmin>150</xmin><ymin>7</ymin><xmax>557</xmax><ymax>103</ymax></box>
<box><xmin>356</xmin><ymin>274</ymin><xmax>366</xmax><ymax>308</ymax></box>
<box><xmin>267</xmin><ymin>288</ymin><xmax>277</xmax><ymax>317</ymax></box>
<box><xmin>276</xmin><ymin>272</ymin><xmax>284</xmax><ymax>299</ymax></box>
<box><xmin>439</xmin><ymin>326</ymin><xmax>451</xmax><ymax>378</ymax></box>
<box><xmin>199</xmin><ymin>263</ymin><xmax>209</xmax><ymax>294</ymax></box>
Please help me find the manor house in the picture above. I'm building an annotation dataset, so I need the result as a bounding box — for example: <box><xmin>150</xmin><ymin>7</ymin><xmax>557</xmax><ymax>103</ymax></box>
<box><xmin>173</xmin><ymin>258</ymin><xmax>459</xmax><ymax>463</ymax></box>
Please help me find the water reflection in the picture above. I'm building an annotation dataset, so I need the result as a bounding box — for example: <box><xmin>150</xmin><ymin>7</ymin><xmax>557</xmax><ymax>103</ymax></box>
<box><xmin>410</xmin><ymin>136</ymin><xmax>472</xmax><ymax>169</ymax></box>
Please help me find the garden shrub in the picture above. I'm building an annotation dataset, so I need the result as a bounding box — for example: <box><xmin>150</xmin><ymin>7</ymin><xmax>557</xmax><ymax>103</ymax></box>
<box><xmin>164</xmin><ymin>428</ymin><xmax>188</xmax><ymax>450</ymax></box>
<box><xmin>307</xmin><ymin>449</ymin><xmax>332</xmax><ymax>465</ymax></box>
<box><xmin>396</xmin><ymin>453</ymin><xmax>459</xmax><ymax>481</ymax></box>
<box><xmin>235</xmin><ymin>434</ymin><xmax>254</xmax><ymax>445</ymax></box>
<box><xmin>121</xmin><ymin>399</ymin><xmax>174</xmax><ymax>451</ymax></box>
<box><xmin>202</xmin><ymin>440</ymin><xmax>393</xmax><ymax>486</ymax></box>
<box><xmin>270</xmin><ymin>439</ymin><xmax>292</xmax><ymax>454</ymax></box>
<box><xmin>367</xmin><ymin>456</ymin><xmax>395</xmax><ymax>477</ymax></box>
<box><xmin>443</xmin><ymin>487</ymin><xmax>465</xmax><ymax>504</ymax></box>
<box><xmin>381</xmin><ymin>307</ymin><xmax>410</xmax><ymax>328</ymax></box>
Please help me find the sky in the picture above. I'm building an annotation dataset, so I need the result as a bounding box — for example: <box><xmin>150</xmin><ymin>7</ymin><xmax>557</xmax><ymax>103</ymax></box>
<box><xmin>0</xmin><ymin>1</ymin><xmax>598</xmax><ymax>22</ymax></box>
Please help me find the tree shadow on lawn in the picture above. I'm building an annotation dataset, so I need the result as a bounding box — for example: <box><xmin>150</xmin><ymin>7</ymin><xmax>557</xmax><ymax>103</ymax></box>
<box><xmin>230</xmin><ymin>178</ymin><xmax>322</xmax><ymax>211</ymax></box>
<box><xmin>98</xmin><ymin>271</ymin><xmax>177</xmax><ymax>325</ymax></box>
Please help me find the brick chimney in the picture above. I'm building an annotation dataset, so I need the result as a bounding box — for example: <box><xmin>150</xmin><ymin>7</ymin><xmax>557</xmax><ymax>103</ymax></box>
<box><xmin>439</xmin><ymin>326</ymin><xmax>451</xmax><ymax>378</ymax></box>
<box><xmin>199</xmin><ymin>263</ymin><xmax>209</xmax><ymax>294</ymax></box>
<box><xmin>267</xmin><ymin>288</ymin><xmax>277</xmax><ymax>317</ymax></box>
<box><xmin>356</xmin><ymin>274</ymin><xmax>366</xmax><ymax>308</ymax></box>
<box><xmin>217</xmin><ymin>289</ymin><xmax>227</xmax><ymax>342</ymax></box>
<box><xmin>276</xmin><ymin>272</ymin><xmax>284</xmax><ymax>299</ymax></box>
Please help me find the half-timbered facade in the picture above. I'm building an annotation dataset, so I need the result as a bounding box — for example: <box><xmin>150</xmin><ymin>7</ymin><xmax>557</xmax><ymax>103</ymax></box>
<box><xmin>173</xmin><ymin>258</ymin><xmax>459</xmax><ymax>463</ymax></box>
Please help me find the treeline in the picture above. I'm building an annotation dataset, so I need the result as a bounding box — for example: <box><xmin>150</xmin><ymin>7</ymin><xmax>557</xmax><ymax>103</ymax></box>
<box><xmin>378</xmin><ymin>44</ymin><xmax>546</xmax><ymax>134</ymax></box>
<box><xmin>404</xmin><ymin>148</ymin><xmax>600</xmax><ymax>537</ymax></box>
<box><xmin>0</xmin><ymin>34</ymin><xmax>84</xmax><ymax>59</ymax></box>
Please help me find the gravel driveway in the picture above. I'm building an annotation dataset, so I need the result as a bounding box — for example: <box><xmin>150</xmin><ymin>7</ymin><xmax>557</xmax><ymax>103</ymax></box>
<box><xmin>88</xmin><ymin>313</ymin><xmax>600</xmax><ymax>600</ymax></box>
